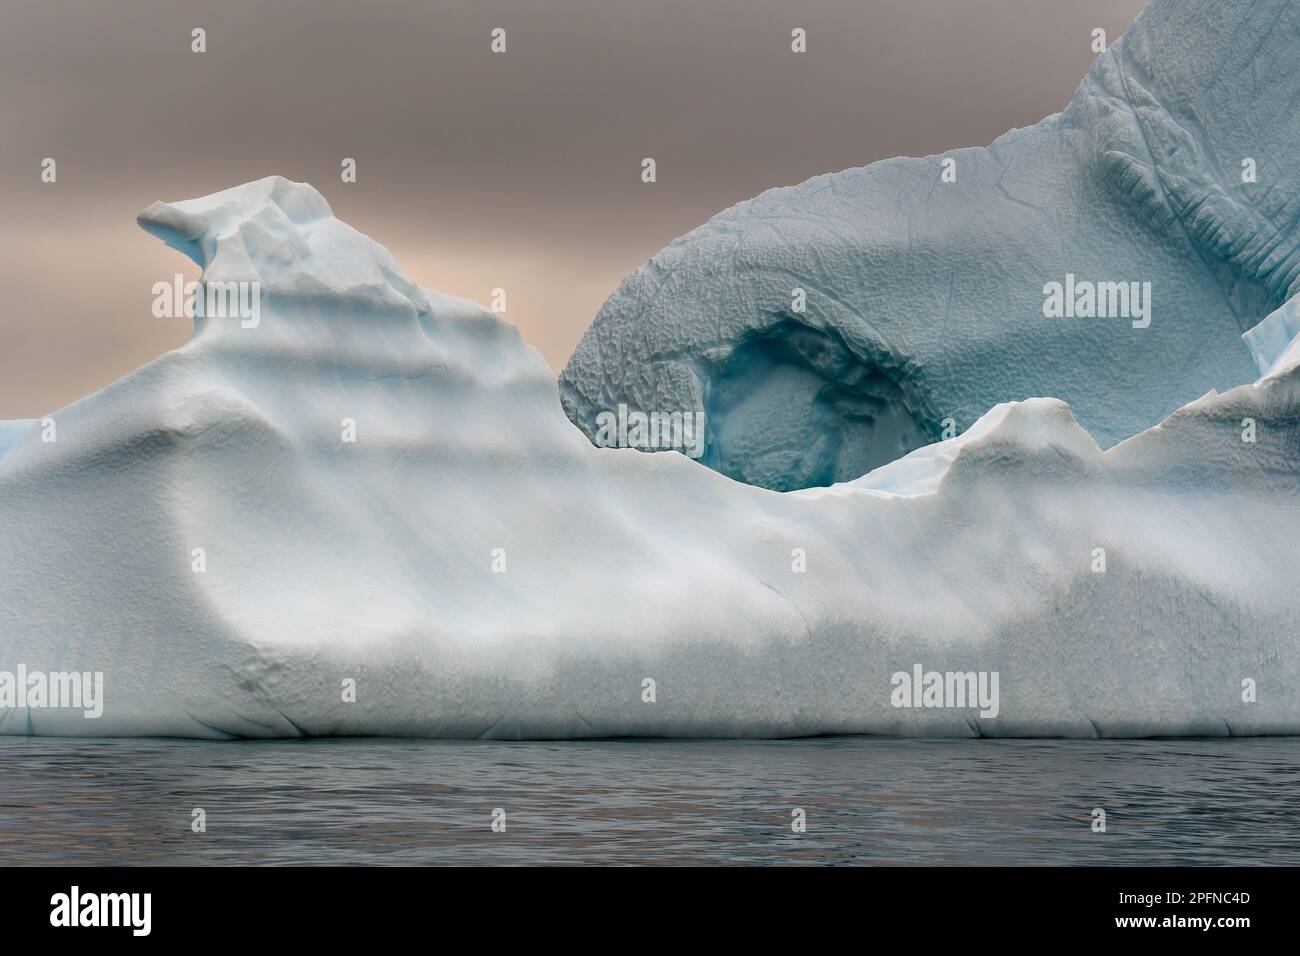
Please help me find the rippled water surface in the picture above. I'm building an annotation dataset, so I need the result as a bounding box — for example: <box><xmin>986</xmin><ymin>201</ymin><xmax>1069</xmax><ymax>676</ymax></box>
<box><xmin>1</xmin><ymin>736</ymin><xmax>1298</xmax><ymax>865</ymax></box>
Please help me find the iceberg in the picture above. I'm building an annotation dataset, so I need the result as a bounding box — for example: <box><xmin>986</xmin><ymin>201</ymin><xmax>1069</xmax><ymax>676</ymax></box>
<box><xmin>1</xmin><ymin>172</ymin><xmax>1299</xmax><ymax>739</ymax></box>
<box><xmin>560</xmin><ymin>0</ymin><xmax>1300</xmax><ymax>491</ymax></box>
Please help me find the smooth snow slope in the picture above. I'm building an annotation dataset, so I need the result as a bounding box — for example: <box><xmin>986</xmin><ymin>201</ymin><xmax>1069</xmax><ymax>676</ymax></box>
<box><xmin>1</xmin><ymin>175</ymin><xmax>1298</xmax><ymax>739</ymax></box>
<box><xmin>560</xmin><ymin>0</ymin><xmax>1300</xmax><ymax>491</ymax></box>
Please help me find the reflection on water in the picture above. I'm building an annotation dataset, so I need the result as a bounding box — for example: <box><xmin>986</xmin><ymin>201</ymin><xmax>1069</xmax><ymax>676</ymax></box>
<box><xmin>1</xmin><ymin>736</ymin><xmax>1297</xmax><ymax>865</ymax></box>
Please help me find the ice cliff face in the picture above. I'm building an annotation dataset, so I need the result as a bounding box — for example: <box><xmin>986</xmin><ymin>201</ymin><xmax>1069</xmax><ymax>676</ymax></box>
<box><xmin>2</xmin><ymin>172</ymin><xmax>1299</xmax><ymax>739</ymax></box>
<box><xmin>560</xmin><ymin>0</ymin><xmax>1300</xmax><ymax>491</ymax></box>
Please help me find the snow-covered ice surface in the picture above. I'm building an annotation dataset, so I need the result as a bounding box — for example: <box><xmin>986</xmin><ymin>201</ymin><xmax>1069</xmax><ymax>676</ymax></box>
<box><xmin>560</xmin><ymin>0</ymin><xmax>1300</xmax><ymax>492</ymax></box>
<box><xmin>1</xmin><ymin>171</ymin><xmax>1298</xmax><ymax>739</ymax></box>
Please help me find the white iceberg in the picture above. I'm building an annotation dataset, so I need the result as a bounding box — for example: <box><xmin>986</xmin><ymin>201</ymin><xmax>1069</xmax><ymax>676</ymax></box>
<box><xmin>1</xmin><ymin>174</ymin><xmax>1298</xmax><ymax>739</ymax></box>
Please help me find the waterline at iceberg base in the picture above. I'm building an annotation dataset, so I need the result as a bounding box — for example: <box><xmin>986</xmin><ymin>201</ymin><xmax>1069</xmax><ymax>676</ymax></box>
<box><xmin>0</xmin><ymin>172</ymin><xmax>1297</xmax><ymax>740</ymax></box>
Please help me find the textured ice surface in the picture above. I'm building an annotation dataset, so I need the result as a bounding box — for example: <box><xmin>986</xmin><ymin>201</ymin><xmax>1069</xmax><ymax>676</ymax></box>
<box><xmin>2</xmin><ymin>174</ymin><xmax>1299</xmax><ymax>739</ymax></box>
<box><xmin>560</xmin><ymin>0</ymin><xmax>1300</xmax><ymax>491</ymax></box>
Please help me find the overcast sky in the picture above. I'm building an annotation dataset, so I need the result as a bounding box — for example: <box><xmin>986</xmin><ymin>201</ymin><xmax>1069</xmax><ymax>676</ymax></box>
<box><xmin>0</xmin><ymin>0</ymin><xmax>1145</xmax><ymax>417</ymax></box>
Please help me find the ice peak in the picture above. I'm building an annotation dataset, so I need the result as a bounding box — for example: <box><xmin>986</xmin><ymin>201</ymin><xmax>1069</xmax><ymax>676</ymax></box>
<box><xmin>137</xmin><ymin>176</ymin><xmax>430</xmax><ymax>321</ymax></box>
